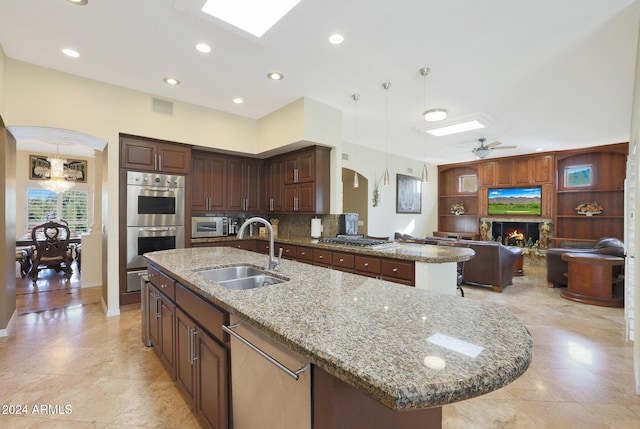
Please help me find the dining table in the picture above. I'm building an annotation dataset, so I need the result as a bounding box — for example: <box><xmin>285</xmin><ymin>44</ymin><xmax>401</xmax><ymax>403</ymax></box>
<box><xmin>16</xmin><ymin>232</ymin><xmax>82</xmax><ymax>247</ymax></box>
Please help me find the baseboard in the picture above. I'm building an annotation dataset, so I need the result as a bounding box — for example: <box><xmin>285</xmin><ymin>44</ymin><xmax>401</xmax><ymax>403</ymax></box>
<box><xmin>0</xmin><ymin>309</ymin><xmax>18</xmax><ymax>337</ymax></box>
<box><xmin>101</xmin><ymin>296</ymin><xmax>120</xmax><ymax>317</ymax></box>
<box><xmin>81</xmin><ymin>280</ymin><xmax>101</xmax><ymax>288</ymax></box>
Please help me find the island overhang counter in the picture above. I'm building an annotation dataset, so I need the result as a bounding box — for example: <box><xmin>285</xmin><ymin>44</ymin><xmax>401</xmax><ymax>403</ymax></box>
<box><xmin>144</xmin><ymin>247</ymin><xmax>533</xmax><ymax>427</ymax></box>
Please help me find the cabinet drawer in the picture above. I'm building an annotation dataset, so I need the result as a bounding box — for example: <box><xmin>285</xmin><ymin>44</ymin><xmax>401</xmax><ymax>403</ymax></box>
<box><xmin>278</xmin><ymin>244</ymin><xmax>297</xmax><ymax>260</ymax></box>
<box><xmin>332</xmin><ymin>252</ymin><xmax>355</xmax><ymax>269</ymax></box>
<box><xmin>381</xmin><ymin>259</ymin><xmax>414</xmax><ymax>283</ymax></box>
<box><xmin>354</xmin><ymin>256</ymin><xmax>381</xmax><ymax>275</ymax></box>
<box><xmin>296</xmin><ymin>246</ymin><xmax>314</xmax><ymax>262</ymax></box>
<box><xmin>313</xmin><ymin>249</ymin><xmax>332</xmax><ymax>265</ymax></box>
<box><xmin>148</xmin><ymin>265</ymin><xmax>175</xmax><ymax>300</ymax></box>
<box><xmin>175</xmin><ymin>283</ymin><xmax>229</xmax><ymax>344</ymax></box>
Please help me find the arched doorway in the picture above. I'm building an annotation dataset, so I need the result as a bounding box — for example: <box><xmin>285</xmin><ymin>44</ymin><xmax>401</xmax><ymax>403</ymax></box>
<box><xmin>341</xmin><ymin>168</ymin><xmax>368</xmax><ymax>235</ymax></box>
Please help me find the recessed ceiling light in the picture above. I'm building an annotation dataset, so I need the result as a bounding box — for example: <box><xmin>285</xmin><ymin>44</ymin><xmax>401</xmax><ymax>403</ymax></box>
<box><xmin>233</xmin><ymin>98</ymin><xmax>244</xmax><ymax>104</ymax></box>
<box><xmin>163</xmin><ymin>77</ymin><xmax>180</xmax><ymax>85</ymax></box>
<box><xmin>201</xmin><ymin>0</ymin><xmax>302</xmax><ymax>38</ymax></box>
<box><xmin>267</xmin><ymin>72</ymin><xmax>284</xmax><ymax>80</ymax></box>
<box><xmin>62</xmin><ymin>48</ymin><xmax>80</xmax><ymax>58</ymax></box>
<box><xmin>423</xmin><ymin>108</ymin><xmax>448</xmax><ymax>122</ymax></box>
<box><xmin>328</xmin><ymin>34</ymin><xmax>344</xmax><ymax>44</ymax></box>
<box><xmin>196</xmin><ymin>43</ymin><xmax>211</xmax><ymax>53</ymax></box>
<box><xmin>425</xmin><ymin>120</ymin><xmax>485</xmax><ymax>137</ymax></box>
<box><xmin>67</xmin><ymin>0</ymin><xmax>88</xmax><ymax>5</ymax></box>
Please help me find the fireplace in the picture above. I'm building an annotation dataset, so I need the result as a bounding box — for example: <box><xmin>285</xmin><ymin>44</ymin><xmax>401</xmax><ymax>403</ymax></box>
<box><xmin>491</xmin><ymin>221</ymin><xmax>540</xmax><ymax>246</ymax></box>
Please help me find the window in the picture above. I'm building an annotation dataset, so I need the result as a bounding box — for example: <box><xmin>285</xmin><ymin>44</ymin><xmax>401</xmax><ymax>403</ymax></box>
<box><xmin>26</xmin><ymin>188</ymin><xmax>90</xmax><ymax>233</ymax></box>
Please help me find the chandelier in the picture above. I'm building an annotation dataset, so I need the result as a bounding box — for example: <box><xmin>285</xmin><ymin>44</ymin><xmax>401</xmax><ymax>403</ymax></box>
<box><xmin>39</xmin><ymin>145</ymin><xmax>76</xmax><ymax>194</ymax></box>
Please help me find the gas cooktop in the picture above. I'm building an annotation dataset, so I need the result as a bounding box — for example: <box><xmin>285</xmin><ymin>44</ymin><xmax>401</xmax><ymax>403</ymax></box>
<box><xmin>318</xmin><ymin>235</ymin><xmax>400</xmax><ymax>250</ymax></box>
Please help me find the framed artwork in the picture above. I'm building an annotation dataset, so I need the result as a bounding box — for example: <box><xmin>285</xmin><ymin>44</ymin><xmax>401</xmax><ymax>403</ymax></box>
<box><xmin>30</xmin><ymin>156</ymin><xmax>87</xmax><ymax>183</ymax></box>
<box><xmin>396</xmin><ymin>174</ymin><xmax>422</xmax><ymax>214</ymax></box>
<box><xmin>459</xmin><ymin>174</ymin><xmax>478</xmax><ymax>193</ymax></box>
<box><xmin>564</xmin><ymin>164</ymin><xmax>592</xmax><ymax>187</ymax></box>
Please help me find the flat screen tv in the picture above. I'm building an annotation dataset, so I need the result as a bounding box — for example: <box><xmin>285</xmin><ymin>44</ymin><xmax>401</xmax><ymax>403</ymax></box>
<box><xmin>487</xmin><ymin>187</ymin><xmax>542</xmax><ymax>216</ymax></box>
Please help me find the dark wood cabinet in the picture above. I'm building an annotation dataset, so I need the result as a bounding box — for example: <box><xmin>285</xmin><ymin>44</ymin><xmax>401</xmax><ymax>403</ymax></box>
<box><xmin>381</xmin><ymin>259</ymin><xmax>414</xmax><ymax>286</ymax></box>
<box><xmin>121</xmin><ymin>136</ymin><xmax>191</xmax><ymax>174</ymax></box>
<box><xmin>313</xmin><ymin>249</ymin><xmax>332</xmax><ymax>268</ymax></box>
<box><xmin>228</xmin><ymin>157</ymin><xmax>262</xmax><ymax>212</ymax></box>
<box><xmin>267</xmin><ymin>146</ymin><xmax>331</xmax><ymax>214</ymax></box>
<box><xmin>513</xmin><ymin>155</ymin><xmax>553</xmax><ymax>185</ymax></box>
<box><xmin>554</xmin><ymin>145</ymin><xmax>626</xmax><ymax>241</ymax></box>
<box><xmin>437</xmin><ymin>165</ymin><xmax>479</xmax><ymax>234</ymax></box>
<box><xmin>264</xmin><ymin>157</ymin><xmax>284</xmax><ymax>212</ymax></box>
<box><xmin>176</xmin><ymin>307</ymin><xmax>229</xmax><ymax>429</ymax></box>
<box><xmin>191</xmin><ymin>152</ymin><xmax>227</xmax><ymax>213</ymax></box>
<box><xmin>478</xmin><ymin>160</ymin><xmax>511</xmax><ymax>186</ymax></box>
<box><xmin>148</xmin><ymin>283</ymin><xmax>176</xmax><ymax>378</ymax></box>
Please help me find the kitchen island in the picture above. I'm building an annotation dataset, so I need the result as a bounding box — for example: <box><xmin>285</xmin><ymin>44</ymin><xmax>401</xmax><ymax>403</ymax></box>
<box><xmin>145</xmin><ymin>247</ymin><xmax>533</xmax><ymax>429</ymax></box>
<box><xmin>193</xmin><ymin>235</ymin><xmax>476</xmax><ymax>294</ymax></box>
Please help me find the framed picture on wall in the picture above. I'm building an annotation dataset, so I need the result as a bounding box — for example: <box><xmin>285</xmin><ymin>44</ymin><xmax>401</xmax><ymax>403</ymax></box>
<box><xmin>564</xmin><ymin>164</ymin><xmax>592</xmax><ymax>187</ymax></box>
<box><xmin>396</xmin><ymin>174</ymin><xmax>422</xmax><ymax>214</ymax></box>
<box><xmin>29</xmin><ymin>155</ymin><xmax>87</xmax><ymax>183</ymax></box>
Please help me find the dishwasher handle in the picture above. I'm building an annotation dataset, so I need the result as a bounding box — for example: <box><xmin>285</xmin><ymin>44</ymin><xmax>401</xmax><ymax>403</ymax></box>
<box><xmin>223</xmin><ymin>323</ymin><xmax>309</xmax><ymax>381</ymax></box>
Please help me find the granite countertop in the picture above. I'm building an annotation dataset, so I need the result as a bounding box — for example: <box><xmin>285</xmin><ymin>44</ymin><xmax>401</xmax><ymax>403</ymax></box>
<box><xmin>192</xmin><ymin>235</ymin><xmax>476</xmax><ymax>263</ymax></box>
<box><xmin>145</xmin><ymin>247</ymin><xmax>533</xmax><ymax>411</ymax></box>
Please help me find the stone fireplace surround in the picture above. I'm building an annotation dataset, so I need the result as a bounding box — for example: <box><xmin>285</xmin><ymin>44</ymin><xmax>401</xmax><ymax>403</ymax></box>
<box><xmin>480</xmin><ymin>218</ymin><xmax>552</xmax><ymax>247</ymax></box>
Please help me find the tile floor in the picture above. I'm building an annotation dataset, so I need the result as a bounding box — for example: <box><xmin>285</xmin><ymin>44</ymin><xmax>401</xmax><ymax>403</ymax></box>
<box><xmin>1</xmin><ymin>263</ymin><xmax>639</xmax><ymax>428</ymax></box>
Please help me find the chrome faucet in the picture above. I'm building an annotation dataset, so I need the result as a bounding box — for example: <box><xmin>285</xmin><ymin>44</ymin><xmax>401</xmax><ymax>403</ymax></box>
<box><xmin>237</xmin><ymin>217</ymin><xmax>282</xmax><ymax>271</ymax></box>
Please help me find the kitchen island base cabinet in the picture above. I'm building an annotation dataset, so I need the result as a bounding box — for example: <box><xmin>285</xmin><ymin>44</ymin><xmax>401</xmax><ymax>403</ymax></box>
<box><xmin>148</xmin><ymin>283</ymin><xmax>176</xmax><ymax>378</ymax></box>
<box><xmin>313</xmin><ymin>367</ymin><xmax>442</xmax><ymax>429</ymax></box>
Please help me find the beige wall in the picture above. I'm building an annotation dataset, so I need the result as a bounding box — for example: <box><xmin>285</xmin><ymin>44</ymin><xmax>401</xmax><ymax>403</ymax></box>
<box><xmin>3</xmin><ymin>59</ymin><xmax>344</xmax><ymax>315</ymax></box>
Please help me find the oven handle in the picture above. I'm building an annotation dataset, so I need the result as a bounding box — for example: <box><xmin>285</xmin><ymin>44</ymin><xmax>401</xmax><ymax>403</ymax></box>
<box><xmin>138</xmin><ymin>227</ymin><xmax>177</xmax><ymax>232</ymax></box>
<box><xmin>139</xmin><ymin>187</ymin><xmax>174</xmax><ymax>193</ymax></box>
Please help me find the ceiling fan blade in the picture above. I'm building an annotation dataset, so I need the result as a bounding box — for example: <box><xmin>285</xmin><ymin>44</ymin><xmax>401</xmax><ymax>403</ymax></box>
<box><xmin>486</xmin><ymin>141</ymin><xmax>502</xmax><ymax>148</ymax></box>
<box><xmin>491</xmin><ymin>145</ymin><xmax>517</xmax><ymax>150</ymax></box>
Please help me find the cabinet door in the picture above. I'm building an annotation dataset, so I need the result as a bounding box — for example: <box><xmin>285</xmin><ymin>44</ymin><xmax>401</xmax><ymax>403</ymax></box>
<box><xmin>512</xmin><ymin>159</ymin><xmax>532</xmax><ymax>185</ymax></box>
<box><xmin>195</xmin><ymin>330</ymin><xmax>229</xmax><ymax>429</ymax></box>
<box><xmin>158</xmin><ymin>291</ymin><xmax>176</xmax><ymax>377</ymax></box>
<box><xmin>148</xmin><ymin>286</ymin><xmax>160</xmax><ymax>347</ymax></box>
<box><xmin>191</xmin><ymin>154</ymin><xmax>209</xmax><ymax>212</ymax></box>
<box><xmin>478</xmin><ymin>163</ymin><xmax>496</xmax><ymax>186</ymax></box>
<box><xmin>244</xmin><ymin>159</ymin><xmax>262</xmax><ymax>212</ymax></box>
<box><xmin>157</xmin><ymin>143</ymin><xmax>191</xmax><ymax>174</ymax></box>
<box><xmin>175</xmin><ymin>308</ymin><xmax>197</xmax><ymax>408</ymax></box>
<box><xmin>283</xmin><ymin>184</ymin><xmax>298</xmax><ymax>212</ymax></box>
<box><xmin>264</xmin><ymin>158</ymin><xmax>284</xmax><ymax>212</ymax></box>
<box><xmin>494</xmin><ymin>160</ymin><xmax>512</xmax><ymax>185</ymax></box>
<box><xmin>533</xmin><ymin>156</ymin><xmax>553</xmax><ymax>184</ymax></box>
<box><xmin>283</xmin><ymin>155</ymin><xmax>298</xmax><ymax>184</ymax></box>
<box><xmin>121</xmin><ymin>138</ymin><xmax>157</xmax><ymax>171</ymax></box>
<box><xmin>297</xmin><ymin>150</ymin><xmax>316</xmax><ymax>183</ymax></box>
<box><xmin>227</xmin><ymin>158</ymin><xmax>244</xmax><ymax>211</ymax></box>
<box><xmin>209</xmin><ymin>156</ymin><xmax>228</xmax><ymax>212</ymax></box>
<box><xmin>297</xmin><ymin>182</ymin><xmax>315</xmax><ymax>213</ymax></box>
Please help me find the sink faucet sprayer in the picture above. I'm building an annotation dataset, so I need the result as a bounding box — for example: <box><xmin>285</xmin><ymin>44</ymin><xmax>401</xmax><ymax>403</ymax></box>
<box><xmin>237</xmin><ymin>217</ymin><xmax>282</xmax><ymax>271</ymax></box>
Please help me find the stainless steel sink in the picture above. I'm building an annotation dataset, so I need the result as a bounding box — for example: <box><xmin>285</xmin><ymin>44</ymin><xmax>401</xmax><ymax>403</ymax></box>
<box><xmin>217</xmin><ymin>274</ymin><xmax>286</xmax><ymax>290</ymax></box>
<box><xmin>198</xmin><ymin>265</ymin><xmax>266</xmax><ymax>283</ymax></box>
<box><xmin>197</xmin><ymin>265</ymin><xmax>288</xmax><ymax>290</ymax></box>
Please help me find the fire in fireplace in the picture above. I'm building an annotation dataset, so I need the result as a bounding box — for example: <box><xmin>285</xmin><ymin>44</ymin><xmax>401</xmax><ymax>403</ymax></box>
<box><xmin>492</xmin><ymin>222</ymin><xmax>540</xmax><ymax>246</ymax></box>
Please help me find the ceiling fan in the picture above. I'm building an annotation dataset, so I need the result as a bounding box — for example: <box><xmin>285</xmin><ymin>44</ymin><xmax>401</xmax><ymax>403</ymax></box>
<box><xmin>472</xmin><ymin>138</ymin><xmax>516</xmax><ymax>159</ymax></box>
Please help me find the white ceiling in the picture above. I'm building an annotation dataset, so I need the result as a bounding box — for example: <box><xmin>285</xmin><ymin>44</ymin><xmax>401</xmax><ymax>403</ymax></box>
<box><xmin>0</xmin><ymin>0</ymin><xmax>639</xmax><ymax>164</ymax></box>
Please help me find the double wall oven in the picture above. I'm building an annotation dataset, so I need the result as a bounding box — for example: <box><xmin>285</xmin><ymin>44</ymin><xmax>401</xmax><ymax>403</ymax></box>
<box><xmin>126</xmin><ymin>171</ymin><xmax>185</xmax><ymax>292</ymax></box>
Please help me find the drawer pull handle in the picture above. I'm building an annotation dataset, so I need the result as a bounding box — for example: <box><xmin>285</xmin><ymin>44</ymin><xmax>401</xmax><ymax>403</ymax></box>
<box><xmin>392</xmin><ymin>268</ymin><xmax>398</xmax><ymax>272</ymax></box>
<box><xmin>161</xmin><ymin>283</ymin><xmax>168</xmax><ymax>288</ymax></box>
<box><xmin>363</xmin><ymin>263</ymin><xmax>369</xmax><ymax>267</ymax></box>
<box><xmin>339</xmin><ymin>258</ymin><xmax>344</xmax><ymax>262</ymax></box>
<box><xmin>319</xmin><ymin>255</ymin><xmax>323</xmax><ymax>259</ymax></box>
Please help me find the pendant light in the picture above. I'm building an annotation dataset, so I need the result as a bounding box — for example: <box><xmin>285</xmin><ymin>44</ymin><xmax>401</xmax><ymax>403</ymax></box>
<box><xmin>352</xmin><ymin>93</ymin><xmax>360</xmax><ymax>188</ymax></box>
<box><xmin>40</xmin><ymin>144</ymin><xmax>75</xmax><ymax>194</ymax></box>
<box><xmin>382</xmin><ymin>82</ymin><xmax>391</xmax><ymax>186</ymax></box>
<box><xmin>419</xmin><ymin>67</ymin><xmax>430</xmax><ymax>183</ymax></box>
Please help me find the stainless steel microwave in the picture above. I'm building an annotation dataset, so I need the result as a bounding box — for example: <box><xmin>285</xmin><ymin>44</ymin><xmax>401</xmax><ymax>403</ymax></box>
<box><xmin>191</xmin><ymin>216</ymin><xmax>228</xmax><ymax>238</ymax></box>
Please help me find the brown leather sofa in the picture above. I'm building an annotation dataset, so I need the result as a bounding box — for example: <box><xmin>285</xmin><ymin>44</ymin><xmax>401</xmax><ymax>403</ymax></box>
<box><xmin>425</xmin><ymin>237</ymin><xmax>523</xmax><ymax>292</ymax></box>
<box><xmin>546</xmin><ymin>237</ymin><xmax>625</xmax><ymax>288</ymax></box>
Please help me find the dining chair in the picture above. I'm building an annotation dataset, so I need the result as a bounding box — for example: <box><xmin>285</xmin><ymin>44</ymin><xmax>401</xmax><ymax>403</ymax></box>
<box><xmin>29</xmin><ymin>220</ymin><xmax>73</xmax><ymax>283</ymax></box>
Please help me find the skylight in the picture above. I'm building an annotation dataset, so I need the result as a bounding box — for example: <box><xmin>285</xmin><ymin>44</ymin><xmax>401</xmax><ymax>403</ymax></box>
<box><xmin>425</xmin><ymin>120</ymin><xmax>485</xmax><ymax>137</ymax></box>
<box><xmin>201</xmin><ymin>0</ymin><xmax>302</xmax><ymax>38</ymax></box>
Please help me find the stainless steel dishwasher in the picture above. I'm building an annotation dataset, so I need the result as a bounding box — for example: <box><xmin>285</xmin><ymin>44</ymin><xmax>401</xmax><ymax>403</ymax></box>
<box><xmin>223</xmin><ymin>315</ymin><xmax>311</xmax><ymax>429</ymax></box>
